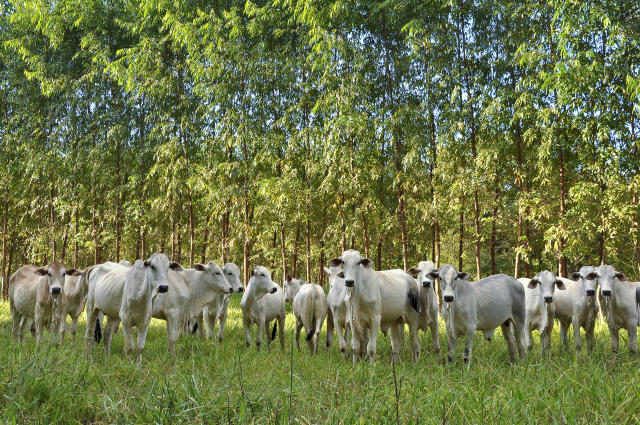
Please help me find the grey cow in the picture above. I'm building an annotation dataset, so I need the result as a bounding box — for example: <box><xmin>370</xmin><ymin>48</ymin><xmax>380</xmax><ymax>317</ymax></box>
<box><xmin>597</xmin><ymin>265</ymin><xmax>639</xmax><ymax>354</ymax></box>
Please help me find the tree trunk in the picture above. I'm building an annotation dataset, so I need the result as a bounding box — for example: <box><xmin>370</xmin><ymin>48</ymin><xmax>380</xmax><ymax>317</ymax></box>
<box><xmin>92</xmin><ymin>173</ymin><xmax>99</xmax><ymax>264</ymax></box>
<box><xmin>376</xmin><ymin>235</ymin><xmax>383</xmax><ymax>271</ymax></box>
<box><xmin>558</xmin><ymin>136</ymin><xmax>567</xmax><ymax>277</ymax></box>
<box><xmin>361</xmin><ymin>207</ymin><xmax>370</xmax><ymax>259</ymax></box>
<box><xmin>291</xmin><ymin>224</ymin><xmax>300</xmax><ymax>277</ymax></box>
<box><xmin>634</xmin><ymin>191</ymin><xmax>640</xmax><ymax>276</ymax></box>
<box><xmin>1</xmin><ymin>196</ymin><xmax>8</xmax><ymax>299</ymax></box>
<box><xmin>458</xmin><ymin>207</ymin><xmax>464</xmax><ymax>272</ymax></box>
<box><xmin>305</xmin><ymin>199</ymin><xmax>311</xmax><ymax>282</ymax></box>
<box><xmin>280</xmin><ymin>222</ymin><xmax>287</xmax><ymax>282</ymax></box>
<box><xmin>202</xmin><ymin>214</ymin><xmax>210</xmax><ymax>264</ymax></box>
<box><xmin>490</xmin><ymin>187</ymin><xmax>499</xmax><ymax>275</ymax></box>
<box><xmin>50</xmin><ymin>183</ymin><xmax>56</xmax><ymax>262</ymax></box>
<box><xmin>221</xmin><ymin>199</ymin><xmax>230</xmax><ymax>264</ymax></box>
<box><xmin>115</xmin><ymin>138</ymin><xmax>121</xmax><ymax>263</ymax></box>
<box><xmin>60</xmin><ymin>229</ymin><xmax>68</xmax><ymax>261</ymax></box>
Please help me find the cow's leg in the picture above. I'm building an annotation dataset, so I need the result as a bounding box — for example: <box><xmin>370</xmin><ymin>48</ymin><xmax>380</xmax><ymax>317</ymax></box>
<box><xmin>217</xmin><ymin>299</ymin><xmax>230</xmax><ymax>342</ymax></box>
<box><xmin>103</xmin><ymin>317</ymin><xmax>120</xmax><ymax>358</ymax></box>
<box><xmin>243</xmin><ymin>317</ymin><xmax>252</xmax><ymax>348</ymax></box>
<box><xmin>447</xmin><ymin>328</ymin><xmax>457</xmax><ymax>363</ymax></box>
<box><xmin>463</xmin><ymin>328</ymin><xmax>475</xmax><ymax>369</ymax></box>
<box><xmin>121</xmin><ymin>320</ymin><xmax>135</xmax><ymax>357</ymax></box>
<box><xmin>70</xmin><ymin>315</ymin><xmax>79</xmax><ymax>344</ymax></box>
<box><xmin>294</xmin><ymin>319</ymin><xmax>303</xmax><ymax>351</ymax></box>
<box><xmin>335</xmin><ymin>318</ymin><xmax>348</xmax><ymax>357</ymax></box>
<box><xmin>278</xmin><ymin>313</ymin><xmax>285</xmax><ymax>351</ymax></box>
<box><xmin>85</xmin><ymin>308</ymin><xmax>98</xmax><ymax>348</ymax></box>
<box><xmin>559</xmin><ymin>320</ymin><xmax>569</xmax><ymax>351</ymax></box>
<box><xmin>609</xmin><ymin>325</ymin><xmax>619</xmax><ymax>353</ymax></box>
<box><xmin>351</xmin><ymin>321</ymin><xmax>361</xmax><ymax>365</ymax></box>
<box><xmin>573</xmin><ymin>316</ymin><xmax>583</xmax><ymax>357</ymax></box>
<box><xmin>628</xmin><ymin>320</ymin><xmax>638</xmax><ymax>354</ymax></box>
<box><xmin>256</xmin><ymin>317</ymin><xmax>265</xmax><ymax>351</ymax></box>
<box><xmin>326</xmin><ymin>309</ymin><xmax>334</xmax><ymax>349</ymax></box>
<box><xmin>502</xmin><ymin>322</ymin><xmax>516</xmax><ymax>363</ymax></box>
<box><xmin>585</xmin><ymin>322</ymin><xmax>595</xmax><ymax>353</ymax></box>
<box><xmin>388</xmin><ymin>321</ymin><xmax>401</xmax><ymax>364</ymax></box>
<box><xmin>166</xmin><ymin>315</ymin><xmax>179</xmax><ymax>355</ymax></box>
<box><xmin>408</xmin><ymin>319</ymin><xmax>420</xmax><ymax>364</ymax></box>
<box><xmin>429</xmin><ymin>319</ymin><xmax>440</xmax><ymax>353</ymax></box>
<box><xmin>136</xmin><ymin>319</ymin><xmax>151</xmax><ymax>363</ymax></box>
<box><xmin>195</xmin><ymin>315</ymin><xmax>204</xmax><ymax>340</ymax></box>
<box><xmin>265</xmin><ymin>319</ymin><xmax>274</xmax><ymax>349</ymax></box>
<box><xmin>10</xmin><ymin>302</ymin><xmax>21</xmax><ymax>342</ymax></box>
<box><xmin>367</xmin><ymin>314</ymin><xmax>381</xmax><ymax>364</ymax></box>
<box><xmin>34</xmin><ymin>307</ymin><xmax>44</xmax><ymax>347</ymax></box>
<box><xmin>511</xmin><ymin>312</ymin><xmax>528</xmax><ymax>361</ymax></box>
<box><xmin>205</xmin><ymin>310</ymin><xmax>217</xmax><ymax>340</ymax></box>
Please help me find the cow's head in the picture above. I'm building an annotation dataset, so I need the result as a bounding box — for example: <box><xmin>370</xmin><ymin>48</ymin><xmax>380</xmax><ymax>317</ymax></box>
<box><xmin>329</xmin><ymin>250</ymin><xmax>371</xmax><ymax>288</ymax></box>
<box><xmin>144</xmin><ymin>253</ymin><xmax>182</xmax><ymax>296</ymax></box>
<box><xmin>193</xmin><ymin>262</ymin><xmax>233</xmax><ymax>294</ymax></box>
<box><xmin>407</xmin><ymin>260</ymin><xmax>437</xmax><ymax>290</ymax></box>
<box><xmin>527</xmin><ymin>270</ymin><xmax>565</xmax><ymax>304</ymax></box>
<box><xmin>284</xmin><ymin>275</ymin><xmax>304</xmax><ymax>302</ymax></box>
<box><xmin>223</xmin><ymin>262</ymin><xmax>244</xmax><ymax>293</ymax></box>
<box><xmin>324</xmin><ymin>266</ymin><xmax>344</xmax><ymax>288</ymax></box>
<box><xmin>250</xmin><ymin>266</ymin><xmax>279</xmax><ymax>297</ymax></box>
<box><xmin>430</xmin><ymin>264</ymin><xmax>468</xmax><ymax>303</ymax></box>
<box><xmin>571</xmin><ymin>266</ymin><xmax>598</xmax><ymax>297</ymax></box>
<box><xmin>597</xmin><ymin>264</ymin><xmax>626</xmax><ymax>298</ymax></box>
<box><xmin>35</xmin><ymin>262</ymin><xmax>81</xmax><ymax>296</ymax></box>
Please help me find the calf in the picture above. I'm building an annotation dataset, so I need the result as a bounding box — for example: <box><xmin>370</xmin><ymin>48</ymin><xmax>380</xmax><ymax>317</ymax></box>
<box><xmin>324</xmin><ymin>266</ymin><xmax>352</xmax><ymax>356</ymax></box>
<box><xmin>285</xmin><ymin>277</ymin><xmax>329</xmax><ymax>353</ymax></box>
<box><xmin>552</xmin><ymin>266</ymin><xmax>599</xmax><ymax>356</ymax></box>
<box><xmin>434</xmin><ymin>265</ymin><xmax>526</xmax><ymax>366</ymax></box>
<box><xmin>61</xmin><ymin>270</ymin><xmax>88</xmax><ymax>344</ymax></box>
<box><xmin>240</xmin><ymin>266</ymin><xmax>285</xmax><ymax>351</ymax></box>
<box><xmin>407</xmin><ymin>261</ymin><xmax>440</xmax><ymax>353</ymax></box>
<box><xmin>152</xmin><ymin>262</ymin><xmax>233</xmax><ymax>353</ymax></box>
<box><xmin>9</xmin><ymin>263</ymin><xmax>81</xmax><ymax>345</ymax></box>
<box><xmin>200</xmin><ymin>263</ymin><xmax>244</xmax><ymax>341</ymax></box>
<box><xmin>85</xmin><ymin>254</ymin><xmax>182</xmax><ymax>361</ymax></box>
<box><xmin>597</xmin><ymin>265</ymin><xmax>639</xmax><ymax>354</ymax></box>
<box><xmin>518</xmin><ymin>270</ymin><xmax>565</xmax><ymax>354</ymax></box>
<box><xmin>329</xmin><ymin>249</ymin><xmax>421</xmax><ymax>364</ymax></box>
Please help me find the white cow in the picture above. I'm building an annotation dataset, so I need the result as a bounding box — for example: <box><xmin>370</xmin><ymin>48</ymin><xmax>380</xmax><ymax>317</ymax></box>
<box><xmin>61</xmin><ymin>271</ymin><xmax>88</xmax><ymax>344</ymax></box>
<box><xmin>200</xmin><ymin>262</ymin><xmax>244</xmax><ymax>341</ymax></box>
<box><xmin>553</xmin><ymin>266</ymin><xmax>599</xmax><ymax>356</ymax></box>
<box><xmin>152</xmin><ymin>262</ymin><xmax>232</xmax><ymax>353</ymax></box>
<box><xmin>93</xmin><ymin>259</ymin><xmax>133</xmax><ymax>343</ymax></box>
<box><xmin>240</xmin><ymin>266</ymin><xmax>285</xmax><ymax>351</ymax></box>
<box><xmin>284</xmin><ymin>276</ymin><xmax>328</xmax><ymax>354</ymax></box>
<box><xmin>329</xmin><ymin>250</ymin><xmax>421</xmax><ymax>364</ymax></box>
<box><xmin>434</xmin><ymin>265</ymin><xmax>526</xmax><ymax>367</ymax></box>
<box><xmin>518</xmin><ymin>270</ymin><xmax>565</xmax><ymax>354</ymax></box>
<box><xmin>407</xmin><ymin>261</ymin><xmax>440</xmax><ymax>353</ymax></box>
<box><xmin>324</xmin><ymin>266</ymin><xmax>352</xmax><ymax>356</ymax></box>
<box><xmin>9</xmin><ymin>263</ymin><xmax>82</xmax><ymax>345</ymax></box>
<box><xmin>85</xmin><ymin>254</ymin><xmax>182</xmax><ymax>361</ymax></box>
<box><xmin>597</xmin><ymin>265</ymin><xmax>639</xmax><ymax>354</ymax></box>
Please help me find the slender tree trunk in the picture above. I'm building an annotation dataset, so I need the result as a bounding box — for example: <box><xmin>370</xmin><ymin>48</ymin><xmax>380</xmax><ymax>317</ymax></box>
<box><xmin>202</xmin><ymin>214</ymin><xmax>210</xmax><ymax>264</ymax></box>
<box><xmin>490</xmin><ymin>187</ymin><xmax>499</xmax><ymax>275</ymax></box>
<box><xmin>305</xmin><ymin>200</ymin><xmax>311</xmax><ymax>282</ymax></box>
<box><xmin>280</xmin><ymin>222</ymin><xmax>287</xmax><ymax>282</ymax></box>
<box><xmin>1</xmin><ymin>196</ymin><xmax>8</xmax><ymax>299</ymax></box>
<box><xmin>458</xmin><ymin>207</ymin><xmax>464</xmax><ymax>272</ymax></box>
<box><xmin>50</xmin><ymin>183</ymin><xmax>56</xmax><ymax>262</ymax></box>
<box><xmin>115</xmin><ymin>138</ymin><xmax>121</xmax><ymax>263</ymax></box>
<box><xmin>634</xmin><ymin>191</ymin><xmax>640</xmax><ymax>276</ymax></box>
<box><xmin>221</xmin><ymin>199</ymin><xmax>230</xmax><ymax>264</ymax></box>
<box><xmin>291</xmin><ymin>224</ymin><xmax>300</xmax><ymax>278</ymax></box>
<box><xmin>377</xmin><ymin>235</ymin><xmax>383</xmax><ymax>271</ymax></box>
<box><xmin>92</xmin><ymin>173</ymin><xmax>98</xmax><ymax>264</ymax></box>
<box><xmin>361</xmin><ymin>207</ymin><xmax>370</xmax><ymax>259</ymax></box>
<box><xmin>513</xmin><ymin>120</ymin><xmax>527</xmax><ymax>278</ymax></box>
<box><xmin>318</xmin><ymin>213</ymin><xmax>326</xmax><ymax>285</ymax></box>
<box><xmin>171</xmin><ymin>194</ymin><xmax>176</xmax><ymax>262</ymax></box>
<box><xmin>558</xmin><ymin>136</ymin><xmax>567</xmax><ymax>277</ymax></box>
<box><xmin>60</xmin><ymin>229</ymin><xmax>68</xmax><ymax>261</ymax></box>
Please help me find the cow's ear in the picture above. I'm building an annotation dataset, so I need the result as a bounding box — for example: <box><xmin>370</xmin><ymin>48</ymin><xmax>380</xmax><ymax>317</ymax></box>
<box><xmin>337</xmin><ymin>271</ymin><xmax>345</xmax><ymax>278</ymax></box>
<box><xmin>457</xmin><ymin>272</ymin><xmax>470</xmax><ymax>280</ymax></box>
<box><xmin>251</xmin><ymin>269</ymin><xmax>255</xmax><ymax>277</ymax></box>
<box><xmin>323</xmin><ymin>266</ymin><xmax>331</xmax><ymax>275</ymax></box>
<box><xmin>571</xmin><ymin>272</ymin><xmax>581</xmax><ymax>281</ymax></box>
<box><xmin>428</xmin><ymin>269</ymin><xmax>440</xmax><ymax>279</ymax></box>
<box><xmin>527</xmin><ymin>278</ymin><xmax>539</xmax><ymax>289</ymax></box>
<box><xmin>329</xmin><ymin>258</ymin><xmax>343</xmax><ymax>267</ymax></box>
<box><xmin>169</xmin><ymin>262</ymin><xmax>184</xmax><ymax>271</ymax></box>
<box><xmin>555</xmin><ymin>279</ymin><xmax>566</xmax><ymax>290</ymax></box>
<box><xmin>144</xmin><ymin>260</ymin><xmax>151</xmax><ymax>268</ymax></box>
<box><xmin>193</xmin><ymin>263</ymin><xmax>206</xmax><ymax>272</ymax></box>
<box><xmin>586</xmin><ymin>272</ymin><xmax>598</xmax><ymax>280</ymax></box>
<box><xmin>615</xmin><ymin>272</ymin><xmax>627</xmax><ymax>281</ymax></box>
<box><xmin>360</xmin><ymin>258</ymin><xmax>372</xmax><ymax>268</ymax></box>
<box><xmin>35</xmin><ymin>267</ymin><xmax>48</xmax><ymax>276</ymax></box>
<box><xmin>407</xmin><ymin>268</ymin><xmax>419</xmax><ymax>277</ymax></box>
<box><xmin>286</xmin><ymin>275</ymin><xmax>292</xmax><ymax>283</ymax></box>
<box><xmin>66</xmin><ymin>268</ymin><xmax>83</xmax><ymax>276</ymax></box>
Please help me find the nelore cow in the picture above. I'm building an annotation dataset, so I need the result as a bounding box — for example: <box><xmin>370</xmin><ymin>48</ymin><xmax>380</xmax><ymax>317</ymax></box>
<box><xmin>552</xmin><ymin>266</ymin><xmax>599</xmax><ymax>356</ymax></box>
<box><xmin>284</xmin><ymin>276</ymin><xmax>328</xmax><ymax>354</ymax></box>
<box><xmin>518</xmin><ymin>270</ymin><xmax>565</xmax><ymax>354</ymax></box>
<box><xmin>324</xmin><ymin>266</ymin><xmax>352</xmax><ymax>357</ymax></box>
<box><xmin>200</xmin><ymin>263</ymin><xmax>244</xmax><ymax>342</ymax></box>
<box><xmin>85</xmin><ymin>254</ymin><xmax>182</xmax><ymax>361</ymax></box>
<box><xmin>329</xmin><ymin>250</ymin><xmax>421</xmax><ymax>364</ymax></box>
<box><xmin>434</xmin><ymin>265</ymin><xmax>526</xmax><ymax>367</ymax></box>
<box><xmin>60</xmin><ymin>269</ymin><xmax>88</xmax><ymax>344</ymax></box>
<box><xmin>597</xmin><ymin>265</ymin><xmax>639</xmax><ymax>354</ymax></box>
<box><xmin>240</xmin><ymin>266</ymin><xmax>285</xmax><ymax>351</ymax></box>
<box><xmin>152</xmin><ymin>261</ymin><xmax>232</xmax><ymax>354</ymax></box>
<box><xmin>407</xmin><ymin>261</ymin><xmax>440</xmax><ymax>353</ymax></box>
<box><xmin>9</xmin><ymin>263</ymin><xmax>82</xmax><ymax>345</ymax></box>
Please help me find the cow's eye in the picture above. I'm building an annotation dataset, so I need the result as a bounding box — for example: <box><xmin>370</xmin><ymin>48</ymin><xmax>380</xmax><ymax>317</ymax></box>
<box><xmin>151</xmin><ymin>265</ymin><xmax>156</xmax><ymax>270</ymax></box>
<box><xmin>62</xmin><ymin>272</ymin><xmax>66</xmax><ymax>276</ymax></box>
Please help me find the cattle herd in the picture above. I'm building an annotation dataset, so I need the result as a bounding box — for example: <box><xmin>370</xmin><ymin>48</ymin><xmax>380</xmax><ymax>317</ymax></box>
<box><xmin>7</xmin><ymin>248</ymin><xmax>640</xmax><ymax>368</ymax></box>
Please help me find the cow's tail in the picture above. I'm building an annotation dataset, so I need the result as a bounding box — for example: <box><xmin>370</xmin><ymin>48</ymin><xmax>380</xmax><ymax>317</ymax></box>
<box><xmin>408</xmin><ymin>286</ymin><xmax>421</xmax><ymax>313</ymax></box>
<box><xmin>271</xmin><ymin>321</ymin><xmax>278</xmax><ymax>340</ymax></box>
<box><xmin>303</xmin><ymin>289</ymin><xmax>316</xmax><ymax>342</ymax></box>
<box><xmin>635</xmin><ymin>285</ymin><xmax>640</xmax><ymax>325</ymax></box>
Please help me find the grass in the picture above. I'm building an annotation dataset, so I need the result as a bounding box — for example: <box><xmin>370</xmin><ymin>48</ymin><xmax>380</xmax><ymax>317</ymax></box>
<box><xmin>1</xmin><ymin>297</ymin><xmax>639</xmax><ymax>424</ymax></box>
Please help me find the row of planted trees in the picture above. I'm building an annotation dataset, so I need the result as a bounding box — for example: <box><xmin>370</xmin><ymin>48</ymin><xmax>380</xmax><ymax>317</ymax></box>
<box><xmin>1</xmin><ymin>0</ymin><xmax>639</xmax><ymax>298</ymax></box>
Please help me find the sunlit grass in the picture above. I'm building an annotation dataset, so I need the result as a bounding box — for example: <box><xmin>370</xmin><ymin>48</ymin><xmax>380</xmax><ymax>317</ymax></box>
<box><xmin>0</xmin><ymin>298</ymin><xmax>639</xmax><ymax>424</ymax></box>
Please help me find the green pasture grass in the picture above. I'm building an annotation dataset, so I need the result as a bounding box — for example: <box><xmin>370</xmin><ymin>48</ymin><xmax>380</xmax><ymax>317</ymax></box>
<box><xmin>0</xmin><ymin>298</ymin><xmax>639</xmax><ymax>424</ymax></box>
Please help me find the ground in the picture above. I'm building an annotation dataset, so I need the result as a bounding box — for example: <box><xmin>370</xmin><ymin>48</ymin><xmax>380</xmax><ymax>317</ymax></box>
<box><xmin>0</xmin><ymin>297</ymin><xmax>639</xmax><ymax>424</ymax></box>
